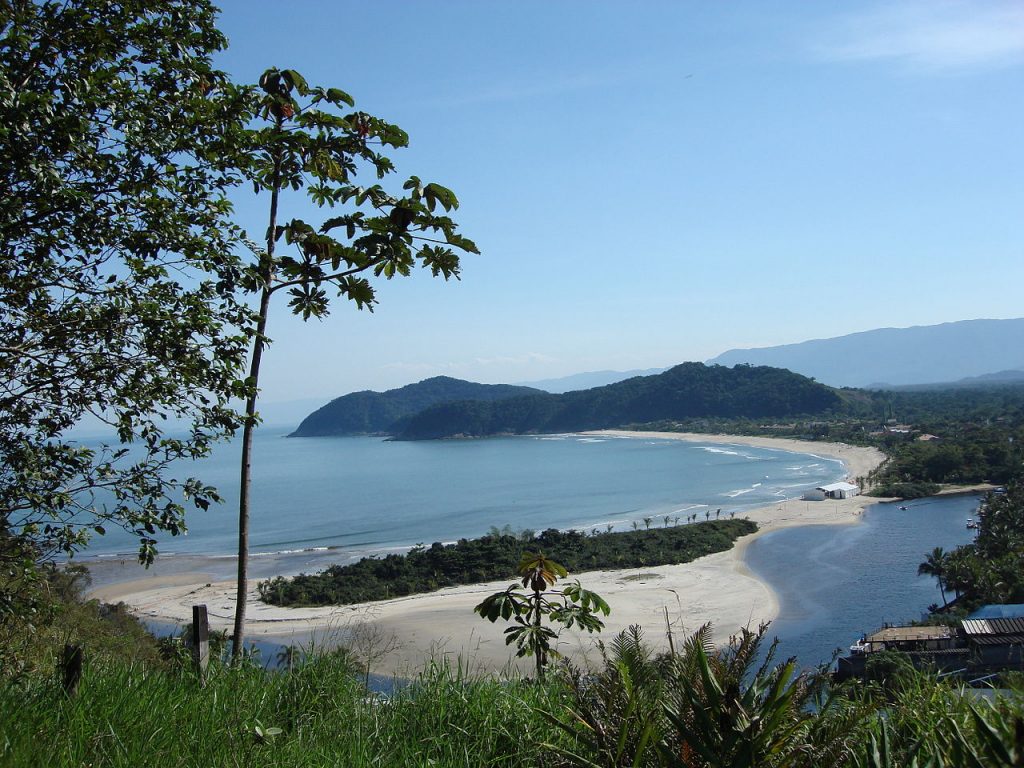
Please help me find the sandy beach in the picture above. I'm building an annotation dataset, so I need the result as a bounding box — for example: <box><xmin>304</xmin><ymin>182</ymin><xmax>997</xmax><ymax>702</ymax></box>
<box><xmin>90</xmin><ymin>431</ymin><xmax>886</xmax><ymax>677</ymax></box>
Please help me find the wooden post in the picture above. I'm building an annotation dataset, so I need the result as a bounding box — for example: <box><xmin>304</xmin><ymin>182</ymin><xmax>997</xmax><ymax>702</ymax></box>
<box><xmin>192</xmin><ymin>604</ymin><xmax>210</xmax><ymax>684</ymax></box>
<box><xmin>61</xmin><ymin>644</ymin><xmax>83</xmax><ymax>697</ymax></box>
<box><xmin>664</xmin><ymin>606</ymin><xmax>675</xmax><ymax>656</ymax></box>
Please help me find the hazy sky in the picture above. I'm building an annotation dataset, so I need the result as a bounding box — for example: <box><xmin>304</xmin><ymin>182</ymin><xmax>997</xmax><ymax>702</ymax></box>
<box><xmin>211</xmin><ymin>1</ymin><xmax>1024</xmax><ymax>405</ymax></box>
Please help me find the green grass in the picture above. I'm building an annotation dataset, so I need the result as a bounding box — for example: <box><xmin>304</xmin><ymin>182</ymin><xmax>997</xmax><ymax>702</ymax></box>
<box><xmin>4</xmin><ymin>632</ymin><xmax>1024</xmax><ymax>768</ymax></box>
<box><xmin>0</xmin><ymin>654</ymin><xmax>565</xmax><ymax>768</ymax></box>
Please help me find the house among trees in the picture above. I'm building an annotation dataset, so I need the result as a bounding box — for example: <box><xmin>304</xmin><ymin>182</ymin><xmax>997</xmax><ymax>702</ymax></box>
<box><xmin>836</xmin><ymin>606</ymin><xmax>1024</xmax><ymax>681</ymax></box>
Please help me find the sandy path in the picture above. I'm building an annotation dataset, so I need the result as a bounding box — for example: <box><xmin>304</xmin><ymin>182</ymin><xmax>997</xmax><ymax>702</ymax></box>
<box><xmin>91</xmin><ymin>432</ymin><xmax>887</xmax><ymax>677</ymax></box>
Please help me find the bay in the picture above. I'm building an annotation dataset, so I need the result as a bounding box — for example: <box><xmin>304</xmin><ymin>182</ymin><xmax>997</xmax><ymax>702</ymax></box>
<box><xmin>82</xmin><ymin>429</ymin><xmax>845</xmax><ymax>570</ymax></box>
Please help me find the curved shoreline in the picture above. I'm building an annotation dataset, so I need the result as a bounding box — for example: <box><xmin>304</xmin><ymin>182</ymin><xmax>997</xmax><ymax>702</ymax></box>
<box><xmin>90</xmin><ymin>432</ymin><xmax>887</xmax><ymax>677</ymax></box>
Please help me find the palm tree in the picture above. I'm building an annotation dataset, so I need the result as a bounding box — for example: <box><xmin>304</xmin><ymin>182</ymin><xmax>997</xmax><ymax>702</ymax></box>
<box><xmin>643</xmin><ymin>516</ymin><xmax>653</xmax><ymax>530</ymax></box>
<box><xmin>917</xmin><ymin>547</ymin><xmax>949</xmax><ymax>608</ymax></box>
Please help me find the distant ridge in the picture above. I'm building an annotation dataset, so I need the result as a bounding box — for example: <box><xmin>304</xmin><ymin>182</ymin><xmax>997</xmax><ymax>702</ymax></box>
<box><xmin>515</xmin><ymin>367</ymin><xmax>669</xmax><ymax>393</ymax></box>
<box><xmin>886</xmin><ymin>369</ymin><xmax>1024</xmax><ymax>392</ymax></box>
<box><xmin>290</xmin><ymin>377</ymin><xmax>543</xmax><ymax>437</ymax></box>
<box><xmin>707</xmin><ymin>318</ymin><xmax>1024</xmax><ymax>388</ymax></box>
<box><xmin>395</xmin><ymin>362</ymin><xmax>842</xmax><ymax>440</ymax></box>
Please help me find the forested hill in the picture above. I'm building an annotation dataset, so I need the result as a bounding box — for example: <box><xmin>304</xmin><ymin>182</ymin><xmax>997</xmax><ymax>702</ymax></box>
<box><xmin>394</xmin><ymin>363</ymin><xmax>843</xmax><ymax>440</ymax></box>
<box><xmin>289</xmin><ymin>377</ymin><xmax>543</xmax><ymax>436</ymax></box>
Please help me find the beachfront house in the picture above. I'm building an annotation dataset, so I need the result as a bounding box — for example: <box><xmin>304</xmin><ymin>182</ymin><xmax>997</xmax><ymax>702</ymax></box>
<box><xmin>804</xmin><ymin>481</ymin><xmax>859</xmax><ymax>500</ymax></box>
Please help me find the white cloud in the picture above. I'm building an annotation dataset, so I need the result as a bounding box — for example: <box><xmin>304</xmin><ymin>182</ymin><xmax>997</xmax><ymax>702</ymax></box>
<box><xmin>816</xmin><ymin>1</ymin><xmax>1024</xmax><ymax>71</ymax></box>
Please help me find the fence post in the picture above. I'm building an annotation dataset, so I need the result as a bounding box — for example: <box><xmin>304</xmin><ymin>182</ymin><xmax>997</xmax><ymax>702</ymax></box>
<box><xmin>61</xmin><ymin>644</ymin><xmax>83</xmax><ymax>697</ymax></box>
<box><xmin>192</xmin><ymin>604</ymin><xmax>210</xmax><ymax>685</ymax></box>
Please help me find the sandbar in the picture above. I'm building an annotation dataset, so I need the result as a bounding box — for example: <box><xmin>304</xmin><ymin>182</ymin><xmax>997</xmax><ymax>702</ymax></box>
<box><xmin>90</xmin><ymin>432</ymin><xmax>886</xmax><ymax>677</ymax></box>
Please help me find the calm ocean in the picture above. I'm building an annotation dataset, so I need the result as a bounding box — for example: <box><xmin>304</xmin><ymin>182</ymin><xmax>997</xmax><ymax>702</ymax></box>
<box><xmin>82</xmin><ymin>429</ymin><xmax>846</xmax><ymax>566</ymax></box>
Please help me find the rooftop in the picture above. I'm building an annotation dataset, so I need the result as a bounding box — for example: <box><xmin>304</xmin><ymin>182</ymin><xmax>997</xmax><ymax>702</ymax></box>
<box><xmin>867</xmin><ymin>626</ymin><xmax>955</xmax><ymax>643</ymax></box>
<box><xmin>818</xmin><ymin>482</ymin><xmax>859</xmax><ymax>493</ymax></box>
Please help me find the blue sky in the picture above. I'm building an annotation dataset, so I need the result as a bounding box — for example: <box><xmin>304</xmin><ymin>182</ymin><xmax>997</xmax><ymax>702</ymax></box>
<box><xmin>211</xmin><ymin>1</ymin><xmax>1024</xmax><ymax>405</ymax></box>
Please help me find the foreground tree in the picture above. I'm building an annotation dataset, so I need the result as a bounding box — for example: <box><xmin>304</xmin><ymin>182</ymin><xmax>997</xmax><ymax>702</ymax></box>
<box><xmin>0</xmin><ymin>0</ymin><xmax>251</xmax><ymax>619</ymax></box>
<box><xmin>475</xmin><ymin>552</ymin><xmax>610</xmax><ymax>680</ymax></box>
<box><xmin>229</xmin><ymin>68</ymin><xmax>478</xmax><ymax>660</ymax></box>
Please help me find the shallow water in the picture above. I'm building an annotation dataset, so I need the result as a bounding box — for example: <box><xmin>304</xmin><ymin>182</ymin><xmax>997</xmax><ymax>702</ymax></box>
<box><xmin>744</xmin><ymin>494</ymin><xmax>980</xmax><ymax>669</ymax></box>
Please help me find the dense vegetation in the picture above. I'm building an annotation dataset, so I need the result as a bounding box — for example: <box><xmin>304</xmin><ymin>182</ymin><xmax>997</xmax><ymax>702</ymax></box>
<box><xmin>0</xmin><ymin>564</ymin><xmax>165</xmax><ymax>679</ymax></box>
<box><xmin>3</xmin><ymin>620</ymin><xmax>1024</xmax><ymax>768</ymax></box>
<box><xmin>1</xmin><ymin>0</ymin><xmax>252</xmax><ymax>594</ymax></box>
<box><xmin>290</xmin><ymin>376</ymin><xmax>542</xmax><ymax>437</ymax></box>
<box><xmin>918</xmin><ymin>482</ymin><xmax>1024</xmax><ymax>615</ymax></box>
<box><xmin>632</xmin><ymin>382</ymin><xmax>1024</xmax><ymax>498</ymax></box>
<box><xmin>259</xmin><ymin>520</ymin><xmax>756</xmax><ymax>607</ymax></box>
<box><xmin>393</xmin><ymin>363</ymin><xmax>844</xmax><ymax>440</ymax></box>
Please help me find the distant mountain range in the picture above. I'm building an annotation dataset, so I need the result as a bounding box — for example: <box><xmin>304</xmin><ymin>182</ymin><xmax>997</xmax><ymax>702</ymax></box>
<box><xmin>292</xmin><ymin>318</ymin><xmax>1024</xmax><ymax>439</ymax></box>
<box><xmin>888</xmin><ymin>369</ymin><xmax>1024</xmax><ymax>392</ymax></box>
<box><xmin>707</xmin><ymin>318</ymin><xmax>1024</xmax><ymax>388</ymax></box>
<box><xmin>289</xmin><ymin>377</ymin><xmax>542</xmax><ymax>437</ymax></box>
<box><xmin>515</xmin><ymin>367</ymin><xmax>669</xmax><ymax>393</ymax></box>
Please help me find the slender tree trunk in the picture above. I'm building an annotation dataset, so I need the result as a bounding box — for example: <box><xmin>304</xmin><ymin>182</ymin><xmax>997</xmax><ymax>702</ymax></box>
<box><xmin>533</xmin><ymin>588</ymin><xmax>544</xmax><ymax>681</ymax></box>
<box><xmin>230</xmin><ymin>283</ymin><xmax>272</xmax><ymax>662</ymax></box>
<box><xmin>231</xmin><ymin>122</ymin><xmax>283</xmax><ymax>663</ymax></box>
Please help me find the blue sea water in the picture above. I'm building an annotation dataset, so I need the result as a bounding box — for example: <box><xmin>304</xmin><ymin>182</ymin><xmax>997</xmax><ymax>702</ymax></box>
<box><xmin>82</xmin><ymin>429</ymin><xmax>845</xmax><ymax>566</ymax></box>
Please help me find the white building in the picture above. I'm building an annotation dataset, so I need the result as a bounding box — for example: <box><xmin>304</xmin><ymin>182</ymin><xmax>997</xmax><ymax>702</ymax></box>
<box><xmin>815</xmin><ymin>481</ymin><xmax>860</xmax><ymax>499</ymax></box>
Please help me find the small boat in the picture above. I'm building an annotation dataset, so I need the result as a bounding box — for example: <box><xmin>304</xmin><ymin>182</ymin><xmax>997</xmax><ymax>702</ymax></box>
<box><xmin>899</xmin><ymin>505</ymin><xmax>908</xmax><ymax>511</ymax></box>
<box><xmin>966</xmin><ymin>518</ymin><xmax>978</xmax><ymax>529</ymax></box>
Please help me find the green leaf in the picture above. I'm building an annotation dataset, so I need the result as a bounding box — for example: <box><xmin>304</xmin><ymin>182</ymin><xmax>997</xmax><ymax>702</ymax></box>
<box><xmin>424</xmin><ymin>182</ymin><xmax>459</xmax><ymax>212</ymax></box>
<box><xmin>325</xmin><ymin>87</ymin><xmax>354</xmax><ymax>106</ymax></box>
<box><xmin>280</xmin><ymin>69</ymin><xmax>309</xmax><ymax>95</ymax></box>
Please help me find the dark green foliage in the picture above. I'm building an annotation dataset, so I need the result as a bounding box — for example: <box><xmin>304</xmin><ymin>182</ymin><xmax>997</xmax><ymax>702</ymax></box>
<box><xmin>865</xmin><ymin>482</ymin><xmax>941</xmax><ymax>499</ymax></box>
<box><xmin>0</xmin><ymin>563</ymin><xmax>163</xmax><ymax>679</ymax></box>
<box><xmin>395</xmin><ymin>363</ymin><xmax>844</xmax><ymax>439</ymax></box>
<box><xmin>864</xmin><ymin>651</ymin><xmax>918</xmax><ymax>693</ymax></box>
<box><xmin>290</xmin><ymin>376</ymin><xmax>543</xmax><ymax>436</ymax></box>
<box><xmin>1</xmin><ymin>0</ymin><xmax>252</xmax><ymax>575</ymax></box>
<box><xmin>260</xmin><ymin>520</ymin><xmax>757</xmax><ymax>607</ymax></box>
<box><xmin>927</xmin><ymin>482</ymin><xmax>1024</xmax><ymax>611</ymax></box>
<box><xmin>869</xmin><ymin>427</ymin><xmax>1022</xmax><ymax>488</ymax></box>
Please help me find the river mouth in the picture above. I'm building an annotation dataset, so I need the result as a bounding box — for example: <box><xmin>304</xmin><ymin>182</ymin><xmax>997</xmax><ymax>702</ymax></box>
<box><xmin>744</xmin><ymin>494</ymin><xmax>980</xmax><ymax>669</ymax></box>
